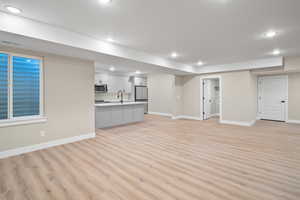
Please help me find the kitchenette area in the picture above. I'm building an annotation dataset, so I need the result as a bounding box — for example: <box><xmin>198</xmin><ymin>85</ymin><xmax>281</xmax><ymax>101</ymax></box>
<box><xmin>94</xmin><ymin>71</ymin><xmax>148</xmax><ymax>128</ymax></box>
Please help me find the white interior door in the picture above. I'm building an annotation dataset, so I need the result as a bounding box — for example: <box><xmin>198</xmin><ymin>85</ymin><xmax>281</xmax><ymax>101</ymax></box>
<box><xmin>203</xmin><ymin>80</ymin><xmax>211</xmax><ymax>120</ymax></box>
<box><xmin>258</xmin><ymin>76</ymin><xmax>288</xmax><ymax>121</ymax></box>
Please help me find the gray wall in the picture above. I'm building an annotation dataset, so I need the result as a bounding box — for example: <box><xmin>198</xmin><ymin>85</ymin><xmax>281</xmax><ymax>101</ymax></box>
<box><xmin>0</xmin><ymin>46</ymin><xmax>95</xmax><ymax>152</ymax></box>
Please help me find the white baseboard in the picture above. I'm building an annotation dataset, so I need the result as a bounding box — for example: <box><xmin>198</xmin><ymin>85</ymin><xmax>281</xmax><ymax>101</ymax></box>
<box><xmin>172</xmin><ymin>116</ymin><xmax>182</xmax><ymax>120</ymax></box>
<box><xmin>220</xmin><ymin>120</ymin><xmax>256</xmax><ymax>127</ymax></box>
<box><xmin>172</xmin><ymin>115</ymin><xmax>202</xmax><ymax>121</ymax></box>
<box><xmin>148</xmin><ymin>111</ymin><xmax>173</xmax><ymax>117</ymax></box>
<box><xmin>209</xmin><ymin>113</ymin><xmax>220</xmax><ymax>117</ymax></box>
<box><xmin>0</xmin><ymin>132</ymin><xmax>96</xmax><ymax>159</ymax></box>
<box><xmin>287</xmin><ymin>120</ymin><xmax>300</xmax><ymax>124</ymax></box>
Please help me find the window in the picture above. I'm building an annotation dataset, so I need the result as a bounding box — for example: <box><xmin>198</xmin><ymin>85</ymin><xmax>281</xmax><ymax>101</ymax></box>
<box><xmin>0</xmin><ymin>53</ymin><xmax>8</xmax><ymax>120</ymax></box>
<box><xmin>0</xmin><ymin>52</ymin><xmax>44</xmax><ymax>126</ymax></box>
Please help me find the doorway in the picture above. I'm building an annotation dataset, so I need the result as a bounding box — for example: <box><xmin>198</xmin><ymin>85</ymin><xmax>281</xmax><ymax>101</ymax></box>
<box><xmin>202</xmin><ymin>78</ymin><xmax>220</xmax><ymax>120</ymax></box>
<box><xmin>258</xmin><ymin>75</ymin><xmax>288</xmax><ymax>122</ymax></box>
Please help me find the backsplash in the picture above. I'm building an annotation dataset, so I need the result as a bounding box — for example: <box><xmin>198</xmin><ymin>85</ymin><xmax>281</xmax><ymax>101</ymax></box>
<box><xmin>95</xmin><ymin>92</ymin><xmax>132</xmax><ymax>101</ymax></box>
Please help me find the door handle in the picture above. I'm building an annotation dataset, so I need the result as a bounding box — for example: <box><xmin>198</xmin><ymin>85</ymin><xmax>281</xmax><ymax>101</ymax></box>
<box><xmin>281</xmin><ymin>100</ymin><xmax>286</xmax><ymax>103</ymax></box>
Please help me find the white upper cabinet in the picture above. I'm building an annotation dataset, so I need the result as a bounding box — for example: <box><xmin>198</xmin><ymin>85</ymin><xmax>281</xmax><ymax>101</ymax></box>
<box><xmin>134</xmin><ymin>77</ymin><xmax>147</xmax><ymax>86</ymax></box>
<box><xmin>95</xmin><ymin>73</ymin><xmax>132</xmax><ymax>93</ymax></box>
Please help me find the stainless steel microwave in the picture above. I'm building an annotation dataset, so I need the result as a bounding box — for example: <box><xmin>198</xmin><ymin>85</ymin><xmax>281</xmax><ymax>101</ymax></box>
<box><xmin>95</xmin><ymin>84</ymin><xmax>108</xmax><ymax>93</ymax></box>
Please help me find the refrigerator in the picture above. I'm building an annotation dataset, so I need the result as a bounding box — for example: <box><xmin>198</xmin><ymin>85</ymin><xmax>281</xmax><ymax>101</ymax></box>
<box><xmin>135</xmin><ymin>86</ymin><xmax>148</xmax><ymax>114</ymax></box>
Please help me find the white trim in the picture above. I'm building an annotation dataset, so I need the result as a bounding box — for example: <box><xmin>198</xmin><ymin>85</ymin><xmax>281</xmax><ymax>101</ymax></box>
<box><xmin>40</xmin><ymin>58</ymin><xmax>44</xmax><ymax>117</ymax></box>
<box><xmin>8</xmin><ymin>54</ymin><xmax>13</xmax><ymax>119</ymax></box>
<box><xmin>287</xmin><ymin>120</ymin><xmax>300</xmax><ymax>124</ymax></box>
<box><xmin>220</xmin><ymin>120</ymin><xmax>256</xmax><ymax>127</ymax></box>
<box><xmin>0</xmin><ymin>51</ymin><xmax>43</xmax><ymax>60</ymax></box>
<box><xmin>200</xmin><ymin>75</ymin><xmax>223</xmax><ymax>121</ymax></box>
<box><xmin>0</xmin><ymin>116</ymin><xmax>47</xmax><ymax>127</ymax></box>
<box><xmin>148</xmin><ymin>111</ymin><xmax>173</xmax><ymax>117</ymax></box>
<box><xmin>0</xmin><ymin>132</ymin><xmax>96</xmax><ymax>159</ymax></box>
<box><xmin>209</xmin><ymin>113</ymin><xmax>220</xmax><ymax>117</ymax></box>
<box><xmin>172</xmin><ymin>115</ymin><xmax>202</xmax><ymax>120</ymax></box>
<box><xmin>4</xmin><ymin>52</ymin><xmax>43</xmax><ymax>61</ymax></box>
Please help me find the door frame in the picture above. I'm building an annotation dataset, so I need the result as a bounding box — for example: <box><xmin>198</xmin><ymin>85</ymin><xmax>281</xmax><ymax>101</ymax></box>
<box><xmin>200</xmin><ymin>75</ymin><xmax>222</xmax><ymax>121</ymax></box>
<box><xmin>257</xmin><ymin>75</ymin><xmax>288</xmax><ymax>122</ymax></box>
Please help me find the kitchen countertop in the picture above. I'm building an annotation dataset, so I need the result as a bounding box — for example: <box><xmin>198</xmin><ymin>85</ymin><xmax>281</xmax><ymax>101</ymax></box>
<box><xmin>95</xmin><ymin>101</ymin><xmax>147</xmax><ymax>107</ymax></box>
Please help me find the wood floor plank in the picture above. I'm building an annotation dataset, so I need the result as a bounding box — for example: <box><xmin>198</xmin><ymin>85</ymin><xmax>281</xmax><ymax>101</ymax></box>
<box><xmin>93</xmin><ymin>134</ymin><xmax>293</xmax><ymax>200</ymax></box>
<box><xmin>0</xmin><ymin>115</ymin><xmax>300</xmax><ymax>200</ymax></box>
<box><xmin>91</xmin><ymin>137</ymin><xmax>282</xmax><ymax>200</ymax></box>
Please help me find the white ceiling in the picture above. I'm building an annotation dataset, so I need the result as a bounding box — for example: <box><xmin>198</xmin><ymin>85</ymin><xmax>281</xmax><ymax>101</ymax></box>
<box><xmin>0</xmin><ymin>0</ymin><xmax>299</xmax><ymax>71</ymax></box>
<box><xmin>0</xmin><ymin>31</ymin><xmax>191</xmax><ymax>75</ymax></box>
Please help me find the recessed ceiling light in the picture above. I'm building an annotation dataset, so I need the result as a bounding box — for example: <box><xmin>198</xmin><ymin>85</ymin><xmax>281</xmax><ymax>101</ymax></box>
<box><xmin>109</xmin><ymin>66</ymin><xmax>115</xmax><ymax>71</ymax></box>
<box><xmin>197</xmin><ymin>61</ymin><xmax>204</xmax><ymax>66</ymax></box>
<box><xmin>106</xmin><ymin>37</ymin><xmax>115</xmax><ymax>43</ymax></box>
<box><xmin>135</xmin><ymin>70</ymin><xmax>141</xmax><ymax>74</ymax></box>
<box><xmin>272</xmin><ymin>49</ymin><xmax>281</xmax><ymax>55</ymax></box>
<box><xmin>5</xmin><ymin>6</ymin><xmax>22</xmax><ymax>14</ymax></box>
<box><xmin>265</xmin><ymin>30</ymin><xmax>277</xmax><ymax>38</ymax></box>
<box><xmin>171</xmin><ymin>52</ymin><xmax>178</xmax><ymax>58</ymax></box>
<box><xmin>99</xmin><ymin>0</ymin><xmax>112</xmax><ymax>5</ymax></box>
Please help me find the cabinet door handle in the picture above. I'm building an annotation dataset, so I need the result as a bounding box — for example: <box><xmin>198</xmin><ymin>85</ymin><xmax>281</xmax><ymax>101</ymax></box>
<box><xmin>281</xmin><ymin>100</ymin><xmax>286</xmax><ymax>103</ymax></box>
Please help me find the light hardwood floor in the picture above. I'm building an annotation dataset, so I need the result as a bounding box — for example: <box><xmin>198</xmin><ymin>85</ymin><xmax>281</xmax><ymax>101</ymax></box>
<box><xmin>1</xmin><ymin>115</ymin><xmax>300</xmax><ymax>200</ymax></box>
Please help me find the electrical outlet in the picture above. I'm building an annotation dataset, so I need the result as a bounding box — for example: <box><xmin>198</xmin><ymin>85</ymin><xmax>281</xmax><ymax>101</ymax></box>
<box><xmin>40</xmin><ymin>131</ymin><xmax>46</xmax><ymax>137</ymax></box>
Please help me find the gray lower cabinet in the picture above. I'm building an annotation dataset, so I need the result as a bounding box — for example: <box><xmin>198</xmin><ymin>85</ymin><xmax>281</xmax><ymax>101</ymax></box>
<box><xmin>95</xmin><ymin>104</ymin><xmax>144</xmax><ymax>128</ymax></box>
<box><xmin>133</xmin><ymin>105</ymin><xmax>144</xmax><ymax>122</ymax></box>
<box><xmin>95</xmin><ymin>108</ymin><xmax>112</xmax><ymax>128</ymax></box>
<box><xmin>123</xmin><ymin>105</ymin><xmax>134</xmax><ymax>124</ymax></box>
<box><xmin>111</xmin><ymin>107</ymin><xmax>123</xmax><ymax>125</ymax></box>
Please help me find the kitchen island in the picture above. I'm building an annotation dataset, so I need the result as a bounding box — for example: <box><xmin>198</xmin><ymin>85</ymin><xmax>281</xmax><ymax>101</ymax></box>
<box><xmin>95</xmin><ymin>102</ymin><xmax>147</xmax><ymax>128</ymax></box>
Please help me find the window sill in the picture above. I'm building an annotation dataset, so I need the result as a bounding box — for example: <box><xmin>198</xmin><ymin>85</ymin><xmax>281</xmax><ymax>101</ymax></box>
<box><xmin>0</xmin><ymin>116</ymin><xmax>47</xmax><ymax>128</ymax></box>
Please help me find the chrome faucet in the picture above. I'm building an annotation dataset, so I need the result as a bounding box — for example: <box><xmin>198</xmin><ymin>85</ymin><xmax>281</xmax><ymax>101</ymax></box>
<box><xmin>117</xmin><ymin>89</ymin><xmax>125</xmax><ymax>103</ymax></box>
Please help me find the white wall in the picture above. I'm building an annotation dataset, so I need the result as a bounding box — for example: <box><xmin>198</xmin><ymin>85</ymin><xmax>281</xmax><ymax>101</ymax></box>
<box><xmin>174</xmin><ymin>76</ymin><xmax>184</xmax><ymax>117</ymax></box>
<box><xmin>221</xmin><ymin>71</ymin><xmax>257</xmax><ymax>123</ymax></box>
<box><xmin>95</xmin><ymin>73</ymin><xmax>132</xmax><ymax>93</ymax></box>
<box><xmin>0</xmin><ymin>46</ymin><xmax>95</xmax><ymax>152</ymax></box>
<box><xmin>253</xmin><ymin>57</ymin><xmax>300</xmax><ymax>122</ymax></box>
<box><xmin>147</xmin><ymin>74</ymin><xmax>175</xmax><ymax>115</ymax></box>
<box><xmin>288</xmin><ymin>73</ymin><xmax>300</xmax><ymax>121</ymax></box>
<box><xmin>182</xmin><ymin>76</ymin><xmax>201</xmax><ymax>117</ymax></box>
<box><xmin>285</xmin><ymin>57</ymin><xmax>300</xmax><ymax>122</ymax></box>
<box><xmin>285</xmin><ymin>56</ymin><xmax>300</xmax><ymax>72</ymax></box>
<box><xmin>178</xmin><ymin>71</ymin><xmax>257</xmax><ymax>124</ymax></box>
<box><xmin>144</xmin><ymin>56</ymin><xmax>300</xmax><ymax>124</ymax></box>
